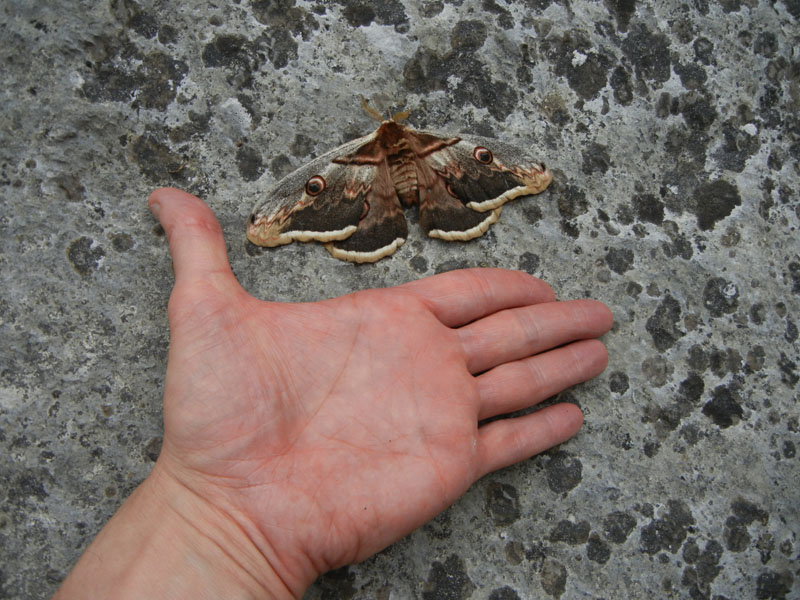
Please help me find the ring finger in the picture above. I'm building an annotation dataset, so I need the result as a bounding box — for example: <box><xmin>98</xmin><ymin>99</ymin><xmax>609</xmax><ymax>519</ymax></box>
<box><xmin>475</xmin><ymin>338</ymin><xmax>609</xmax><ymax>421</ymax></box>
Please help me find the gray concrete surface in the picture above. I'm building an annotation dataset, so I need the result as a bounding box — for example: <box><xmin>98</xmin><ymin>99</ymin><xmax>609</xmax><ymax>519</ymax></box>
<box><xmin>1</xmin><ymin>0</ymin><xmax>799</xmax><ymax>598</ymax></box>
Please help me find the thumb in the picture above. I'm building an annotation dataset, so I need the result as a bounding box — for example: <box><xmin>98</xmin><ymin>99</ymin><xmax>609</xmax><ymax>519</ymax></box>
<box><xmin>148</xmin><ymin>188</ymin><xmax>238</xmax><ymax>291</ymax></box>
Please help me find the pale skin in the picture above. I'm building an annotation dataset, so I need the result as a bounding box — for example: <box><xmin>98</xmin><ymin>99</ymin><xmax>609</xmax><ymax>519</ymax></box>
<box><xmin>54</xmin><ymin>188</ymin><xmax>613</xmax><ymax>599</ymax></box>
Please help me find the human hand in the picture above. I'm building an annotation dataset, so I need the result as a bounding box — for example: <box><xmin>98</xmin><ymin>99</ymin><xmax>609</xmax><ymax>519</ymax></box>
<box><xmin>55</xmin><ymin>188</ymin><xmax>612</xmax><ymax>599</ymax></box>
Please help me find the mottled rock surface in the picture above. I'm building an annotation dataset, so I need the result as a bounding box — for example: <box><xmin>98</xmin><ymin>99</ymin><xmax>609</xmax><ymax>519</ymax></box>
<box><xmin>1</xmin><ymin>1</ymin><xmax>798</xmax><ymax>598</ymax></box>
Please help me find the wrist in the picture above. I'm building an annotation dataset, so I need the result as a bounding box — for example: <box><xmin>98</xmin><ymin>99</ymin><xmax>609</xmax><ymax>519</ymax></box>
<box><xmin>54</xmin><ymin>461</ymin><xmax>295</xmax><ymax>600</ymax></box>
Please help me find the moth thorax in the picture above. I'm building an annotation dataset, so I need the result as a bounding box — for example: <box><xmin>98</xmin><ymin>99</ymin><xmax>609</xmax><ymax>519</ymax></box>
<box><xmin>389</xmin><ymin>152</ymin><xmax>420</xmax><ymax>207</ymax></box>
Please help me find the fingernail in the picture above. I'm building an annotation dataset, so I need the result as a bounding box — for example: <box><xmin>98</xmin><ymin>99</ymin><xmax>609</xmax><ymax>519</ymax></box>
<box><xmin>149</xmin><ymin>200</ymin><xmax>161</xmax><ymax>218</ymax></box>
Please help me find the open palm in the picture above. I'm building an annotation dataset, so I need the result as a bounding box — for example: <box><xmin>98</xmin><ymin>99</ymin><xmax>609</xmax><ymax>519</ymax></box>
<box><xmin>149</xmin><ymin>188</ymin><xmax>612</xmax><ymax>595</ymax></box>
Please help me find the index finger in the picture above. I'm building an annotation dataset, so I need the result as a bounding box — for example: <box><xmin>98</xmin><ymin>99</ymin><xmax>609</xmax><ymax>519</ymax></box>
<box><xmin>401</xmin><ymin>268</ymin><xmax>556</xmax><ymax>328</ymax></box>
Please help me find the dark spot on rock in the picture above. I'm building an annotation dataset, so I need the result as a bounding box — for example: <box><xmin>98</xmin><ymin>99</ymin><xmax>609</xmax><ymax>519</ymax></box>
<box><xmin>567</xmin><ymin>51</ymin><xmax>613</xmax><ymax>100</ymax></box>
<box><xmin>236</xmin><ymin>94</ymin><xmax>262</xmax><ymax>128</ymax></box>
<box><xmin>262</xmin><ymin>28</ymin><xmax>299</xmax><ymax>70</ymax></box>
<box><xmin>626</xmin><ymin>281</ymin><xmax>643</xmax><ymax>298</ymax></box>
<box><xmin>610</xmin><ymin>65</ymin><xmax>634</xmax><ymax>105</ymax></box>
<box><xmin>54</xmin><ymin>173</ymin><xmax>86</xmax><ymax>202</ymax></box>
<box><xmin>435</xmin><ymin>258</ymin><xmax>472</xmax><ymax>274</ymax></box>
<box><xmin>341</xmin><ymin>2</ymin><xmax>375</xmax><ymax>26</ymax></box>
<box><xmin>422</xmin><ymin>554</ymin><xmax>476</xmax><ymax>600</ymax></box>
<box><xmin>708</xmin><ymin>346</ymin><xmax>742</xmax><ymax>377</ymax></box>
<box><xmin>587</xmin><ymin>532</ymin><xmax>611</xmax><ymax>564</ymax></box>
<box><xmin>130</xmin><ymin>135</ymin><xmax>186</xmax><ymax>184</ymax></box>
<box><xmin>755</xmin><ymin>569</ymin><xmax>794</xmax><ymax>599</ymax></box>
<box><xmin>202</xmin><ymin>34</ymin><xmax>259</xmax><ymax>81</ymax></box>
<box><xmin>561</xmin><ymin>220</ymin><xmax>580</xmax><ymax>239</ymax></box>
<box><xmin>158</xmin><ymin>24</ymin><xmax>178</xmax><ymax>45</ymax></box>
<box><xmin>662</xmin><ymin>222</ymin><xmax>694</xmax><ymax>260</ymax></box>
<box><xmin>642</xmin><ymin>355</ymin><xmax>673</xmax><ymax>387</ymax></box>
<box><xmin>759</xmin><ymin>85</ymin><xmax>782</xmax><ymax>126</ymax></box>
<box><xmin>314</xmin><ymin>566</ymin><xmax>357</xmax><ymax>598</ymax></box>
<box><xmin>421</xmin><ymin>1</ymin><xmax>445</xmax><ymax>17</ymax></box>
<box><xmin>634</xmin><ymin>193</ymin><xmax>665</xmax><ymax>225</ymax></box>
<box><xmin>549</xmin><ymin>519</ymin><xmax>590</xmax><ymax>544</ymax></box>
<box><xmin>539</xmin><ymin>92</ymin><xmax>571</xmax><ymax>126</ymax></box>
<box><xmin>129</xmin><ymin>11</ymin><xmax>159</xmax><ymax>38</ymax></box>
<box><xmin>235</xmin><ymin>145</ymin><xmax>265</xmax><ymax>182</ymax></box>
<box><xmin>518</xmin><ymin>251</ymin><xmax>540</xmax><ymax>274</ymax></box>
<box><xmin>582</xmin><ymin>142</ymin><xmax>611</xmax><ymax>175</ymax></box>
<box><xmin>8</xmin><ymin>472</ymin><xmax>50</xmax><ymax>503</ymax></box>
<box><xmin>679</xmin><ymin>91</ymin><xmax>718</xmax><ymax>131</ymax></box>
<box><xmin>410</xmin><ymin>254</ymin><xmax>428</xmax><ymax>274</ymax></box>
<box><xmin>482</xmin><ymin>0</ymin><xmax>514</xmax><ymax>29</ymax></box>
<box><xmin>170</xmin><ymin>110</ymin><xmax>213</xmax><ymax>144</ymax></box>
<box><xmin>663</xmin><ymin>127</ymin><xmax>710</xmax><ymax>167</ymax></box>
<box><xmin>720</xmin><ymin>0</ymin><xmax>743</xmax><ymax>12</ymax></box>
<box><xmin>132</xmin><ymin>51</ymin><xmax>188</xmax><ymax>110</ymax></box>
<box><xmin>655</xmin><ymin>92</ymin><xmax>674</xmax><ymax>118</ymax></box>
<box><xmin>110</xmin><ymin>233</ymin><xmax>134</xmax><ymax>252</ymax></box>
<box><xmin>545</xmin><ymin>451</ymin><xmax>582</xmax><ymax>494</ymax></box>
<box><xmin>334</xmin><ymin>0</ymin><xmax>407</xmax><ymax>29</ymax></box>
<box><xmin>489</xmin><ymin>586</ymin><xmax>520</xmax><ymax>600</ymax></box>
<box><xmin>289</xmin><ymin>134</ymin><xmax>316</xmax><ymax>159</ymax></box>
<box><xmin>486</xmin><ymin>481</ymin><xmax>520</xmax><ymax>526</ymax></box>
<box><xmin>754</xmin><ymin>31</ymin><xmax>778</xmax><ymax>58</ymax></box>
<box><xmin>750</xmin><ymin>303</ymin><xmax>767</xmax><ymax>325</ymax></box>
<box><xmin>251</xmin><ymin>0</ymin><xmax>318</xmax><ymax>39</ymax></box>
<box><xmin>615</xmin><ymin>202</ymin><xmax>635</xmax><ymax>226</ymax></box>
<box><xmin>784</xmin><ymin>0</ymin><xmax>800</xmax><ymax>17</ymax></box>
<box><xmin>608</xmin><ymin>371</ymin><xmax>629</xmax><ymax>394</ymax></box>
<box><xmin>605</xmin><ymin>247</ymin><xmax>634</xmax><ymax>274</ymax></box>
<box><xmin>745</xmin><ymin>345</ymin><xmax>766</xmax><ymax>373</ymax></box>
<box><xmin>778</xmin><ymin>353</ymin><xmax>798</xmax><ymax>387</ymax></box>
<box><xmin>374</xmin><ymin>0</ymin><xmax>409</xmax><ymax>29</ymax></box>
<box><xmin>714</xmin><ymin>120</ymin><xmax>761</xmax><ymax>172</ymax></box>
<box><xmin>622</xmin><ymin>24</ymin><xmax>672</xmax><ymax>85</ymax></box>
<box><xmin>787</xmin><ymin>262</ymin><xmax>800</xmax><ymax>294</ymax></box>
<box><xmin>547</xmin><ymin>30</ymin><xmax>612</xmax><ymax>100</ymax></box>
<box><xmin>756</xmin><ymin>533</ymin><xmax>773</xmax><ymax>564</ymax></box>
<box><xmin>702</xmin><ymin>277</ymin><xmax>739</xmax><ymax>317</ymax></box>
<box><xmin>504</xmin><ymin>541</ymin><xmax>524</xmax><ymax>565</ymax></box>
<box><xmin>422</xmin><ymin>512</ymin><xmax>453</xmax><ymax>541</ymax></box>
<box><xmin>702</xmin><ymin>384</ymin><xmax>744</xmax><ymax>428</ymax></box>
<box><xmin>673</xmin><ymin>61</ymin><xmax>708</xmax><ymax>90</ymax></box>
<box><xmin>603</xmin><ymin>511</ymin><xmax>637</xmax><ymax>543</ymax></box>
<box><xmin>557</xmin><ymin>185</ymin><xmax>589</xmax><ymax>220</ymax></box>
<box><xmin>677</xmin><ymin>373</ymin><xmax>705</xmax><ymax>412</ymax></box>
<box><xmin>783</xmin><ymin>440</ymin><xmax>796</xmax><ymax>459</ymax></box>
<box><xmin>731</xmin><ymin>497</ymin><xmax>769</xmax><ymax>526</ymax></box>
<box><xmin>646</xmin><ymin>293</ymin><xmax>685</xmax><ymax>351</ymax></box>
<box><xmin>451</xmin><ymin>20</ymin><xmax>488</xmax><ymax>51</ymax></box>
<box><xmin>81</xmin><ymin>41</ymin><xmax>141</xmax><ymax>104</ymax></box>
<box><xmin>143</xmin><ymin>437</ymin><xmax>162</xmax><ymax>462</ymax></box>
<box><xmin>693</xmin><ymin>37</ymin><xmax>715</xmax><ymax>65</ymax></box>
<box><xmin>540</xmin><ymin>558</ymin><xmax>567</xmax><ymax>598</ymax></box>
<box><xmin>268</xmin><ymin>154</ymin><xmax>295</xmax><ymax>182</ymax></box>
<box><xmin>67</xmin><ymin>236</ymin><xmax>105</xmax><ymax>275</ymax></box>
<box><xmin>605</xmin><ymin>0</ymin><xmax>636</xmax><ymax>31</ymax></box>
<box><xmin>640</xmin><ymin>499</ymin><xmax>695</xmax><ymax>555</ymax></box>
<box><xmin>681</xmin><ymin>539</ymin><xmax>723</xmax><ymax>598</ymax></box>
<box><xmin>403</xmin><ymin>48</ymin><xmax>517</xmax><ymax>120</ymax></box>
<box><xmin>785</xmin><ymin>319</ymin><xmax>798</xmax><ymax>343</ymax></box>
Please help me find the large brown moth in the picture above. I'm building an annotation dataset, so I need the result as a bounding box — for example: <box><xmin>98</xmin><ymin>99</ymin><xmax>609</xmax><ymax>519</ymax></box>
<box><xmin>247</xmin><ymin>100</ymin><xmax>552</xmax><ymax>263</ymax></box>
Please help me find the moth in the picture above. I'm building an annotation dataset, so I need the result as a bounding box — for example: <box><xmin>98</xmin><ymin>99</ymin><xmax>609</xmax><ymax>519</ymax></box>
<box><xmin>247</xmin><ymin>101</ymin><xmax>552</xmax><ymax>263</ymax></box>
